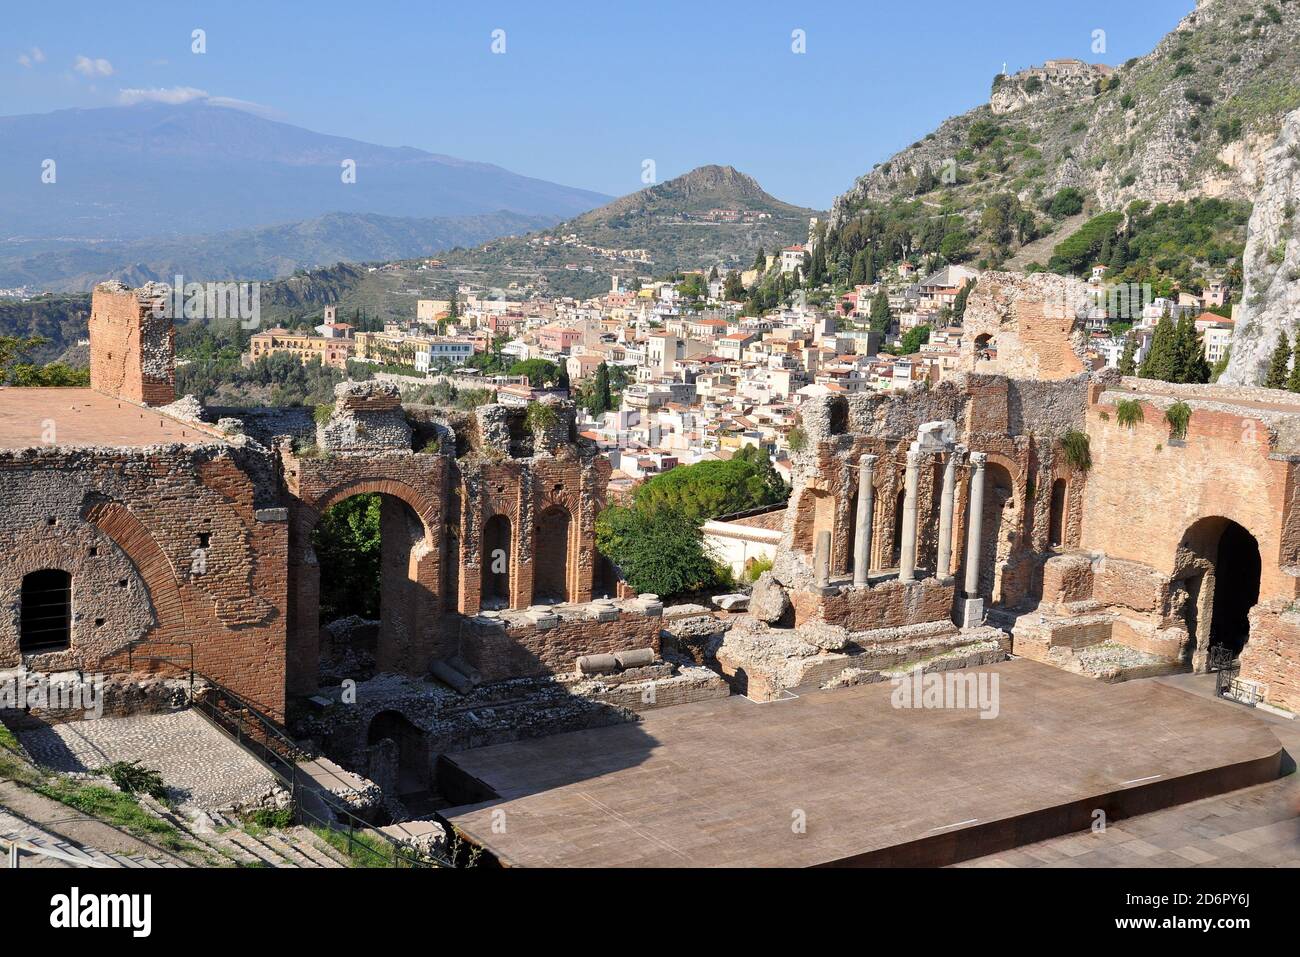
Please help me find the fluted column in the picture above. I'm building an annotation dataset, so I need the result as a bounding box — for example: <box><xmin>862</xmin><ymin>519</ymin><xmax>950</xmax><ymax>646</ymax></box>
<box><xmin>852</xmin><ymin>454</ymin><xmax>877</xmax><ymax>587</ymax></box>
<box><xmin>936</xmin><ymin>444</ymin><xmax>965</xmax><ymax>581</ymax></box>
<box><xmin>963</xmin><ymin>452</ymin><xmax>988</xmax><ymax>599</ymax></box>
<box><xmin>899</xmin><ymin>449</ymin><xmax>922</xmax><ymax>583</ymax></box>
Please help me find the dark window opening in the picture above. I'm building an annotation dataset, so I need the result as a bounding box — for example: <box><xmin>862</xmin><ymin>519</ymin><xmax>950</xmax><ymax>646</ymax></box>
<box><xmin>1048</xmin><ymin>479</ymin><xmax>1068</xmax><ymax>548</ymax></box>
<box><xmin>197</xmin><ymin>532</ymin><xmax>211</xmax><ymax>548</ymax></box>
<box><xmin>20</xmin><ymin>569</ymin><xmax>72</xmax><ymax>652</ymax></box>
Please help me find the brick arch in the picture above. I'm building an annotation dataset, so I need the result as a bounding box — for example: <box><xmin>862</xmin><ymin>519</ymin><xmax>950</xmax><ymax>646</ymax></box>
<box><xmin>81</xmin><ymin>498</ymin><xmax>189</xmax><ymax>640</ymax></box>
<box><xmin>295</xmin><ymin>477</ymin><xmax>440</xmax><ymax>547</ymax></box>
<box><xmin>287</xmin><ymin>475</ymin><xmax>444</xmax><ymax>695</ymax></box>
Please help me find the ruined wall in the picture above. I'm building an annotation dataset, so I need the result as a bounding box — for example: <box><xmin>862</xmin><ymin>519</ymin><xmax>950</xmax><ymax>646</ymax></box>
<box><xmin>960</xmin><ymin>272</ymin><xmax>1093</xmax><ymax>380</ymax></box>
<box><xmin>88</xmin><ymin>282</ymin><xmax>175</xmax><ymax>407</ymax></box>
<box><xmin>458</xmin><ymin>602</ymin><xmax>663</xmax><ymax>683</ymax></box>
<box><xmin>0</xmin><ymin>443</ymin><xmax>288</xmax><ymax>717</ymax></box>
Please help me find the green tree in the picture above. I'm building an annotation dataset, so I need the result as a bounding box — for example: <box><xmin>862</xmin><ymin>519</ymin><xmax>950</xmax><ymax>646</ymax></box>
<box><xmin>632</xmin><ymin>458</ymin><xmax>783</xmax><ymax>524</ymax></box>
<box><xmin>1288</xmin><ymin>335</ymin><xmax>1300</xmax><ymax>393</ymax></box>
<box><xmin>869</xmin><ymin>290</ymin><xmax>892</xmax><ymax>335</ymax></box>
<box><xmin>952</xmin><ymin>279</ymin><xmax>975</xmax><ymax>320</ymax></box>
<box><xmin>723</xmin><ymin>270</ymin><xmax>746</xmax><ymax>301</ymax></box>
<box><xmin>1172</xmin><ymin>313</ymin><xmax>1210</xmax><ymax>384</ymax></box>
<box><xmin>312</xmin><ymin>494</ymin><xmax>382</xmax><ymax>622</ymax></box>
<box><xmin>588</xmin><ymin>362</ymin><xmax>613</xmax><ymax>416</ymax></box>
<box><xmin>508</xmin><ymin>358</ymin><xmax>560</xmax><ymax>387</ymax></box>
<box><xmin>1139</xmin><ymin>315</ymin><xmax>1177</xmax><ymax>381</ymax></box>
<box><xmin>733</xmin><ymin>444</ymin><xmax>789</xmax><ymax>501</ymax></box>
<box><xmin>752</xmin><ymin>247</ymin><xmax>767</xmax><ymax>271</ymax></box>
<box><xmin>896</xmin><ymin>324</ymin><xmax>932</xmax><ymax>355</ymax></box>
<box><xmin>1265</xmin><ymin>331</ymin><xmax>1292</xmax><ymax>390</ymax></box>
<box><xmin>595</xmin><ymin>505</ymin><xmax>721</xmax><ymax>599</ymax></box>
<box><xmin>1118</xmin><ymin>333</ymin><xmax>1137</xmax><ymax>376</ymax></box>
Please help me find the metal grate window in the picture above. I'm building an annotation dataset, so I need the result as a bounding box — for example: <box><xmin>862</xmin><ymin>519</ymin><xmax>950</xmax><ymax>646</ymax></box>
<box><xmin>20</xmin><ymin>569</ymin><xmax>72</xmax><ymax>652</ymax></box>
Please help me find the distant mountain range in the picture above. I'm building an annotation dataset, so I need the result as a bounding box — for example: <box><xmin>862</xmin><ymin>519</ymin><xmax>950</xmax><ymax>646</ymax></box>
<box><xmin>0</xmin><ymin>210</ymin><xmax>558</xmax><ymax>292</ymax></box>
<box><xmin>437</xmin><ymin>165</ymin><xmax>822</xmax><ymax>297</ymax></box>
<box><xmin>0</xmin><ymin>101</ymin><xmax>611</xmax><ymax>290</ymax></box>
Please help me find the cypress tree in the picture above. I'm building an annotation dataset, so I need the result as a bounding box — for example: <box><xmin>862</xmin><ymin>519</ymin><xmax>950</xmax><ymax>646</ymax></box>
<box><xmin>1265</xmin><ymin>331</ymin><xmax>1291</xmax><ymax>390</ymax></box>
<box><xmin>1139</xmin><ymin>315</ymin><xmax>1177</xmax><ymax>381</ymax></box>
<box><xmin>1288</xmin><ymin>333</ymin><xmax>1300</xmax><ymax>393</ymax></box>
<box><xmin>1172</xmin><ymin>313</ymin><xmax>1210</xmax><ymax>384</ymax></box>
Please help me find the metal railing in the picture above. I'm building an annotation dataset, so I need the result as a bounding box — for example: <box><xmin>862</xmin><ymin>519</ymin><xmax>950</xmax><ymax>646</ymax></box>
<box><xmin>3</xmin><ymin>837</ymin><xmax>112</xmax><ymax>869</ymax></box>
<box><xmin>189</xmin><ymin>681</ymin><xmax>454</xmax><ymax>868</ymax></box>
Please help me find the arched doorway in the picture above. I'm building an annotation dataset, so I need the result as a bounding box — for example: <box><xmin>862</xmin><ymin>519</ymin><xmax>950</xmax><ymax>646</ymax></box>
<box><xmin>1177</xmin><ymin>517</ymin><xmax>1260</xmax><ymax>668</ymax></box>
<box><xmin>482</xmin><ymin>513</ymin><xmax>512</xmax><ymax>609</ymax></box>
<box><xmin>978</xmin><ymin>463</ymin><xmax>1016</xmax><ymax>604</ymax></box>
<box><xmin>311</xmin><ymin>492</ymin><xmax>429</xmax><ymax>681</ymax></box>
<box><xmin>534</xmin><ymin>505</ymin><xmax>572</xmax><ymax>604</ymax></box>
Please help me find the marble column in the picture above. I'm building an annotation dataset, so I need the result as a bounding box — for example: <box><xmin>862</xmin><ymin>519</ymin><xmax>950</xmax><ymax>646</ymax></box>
<box><xmin>852</xmin><ymin>454</ymin><xmax>877</xmax><ymax>587</ymax></box>
<box><xmin>899</xmin><ymin>449</ymin><xmax>922</xmax><ymax>583</ymax></box>
<box><xmin>963</xmin><ymin>452</ymin><xmax>988</xmax><ymax>599</ymax></box>
<box><xmin>814</xmin><ymin>529</ymin><xmax>832</xmax><ymax>589</ymax></box>
<box><xmin>935</xmin><ymin>444</ymin><xmax>965</xmax><ymax>582</ymax></box>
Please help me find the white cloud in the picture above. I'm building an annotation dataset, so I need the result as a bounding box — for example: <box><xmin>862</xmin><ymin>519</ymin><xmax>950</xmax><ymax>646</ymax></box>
<box><xmin>117</xmin><ymin>86</ymin><xmax>209</xmax><ymax>105</ymax></box>
<box><xmin>73</xmin><ymin>55</ymin><xmax>114</xmax><ymax>77</ymax></box>
<box><xmin>17</xmin><ymin>46</ymin><xmax>45</xmax><ymax>68</ymax></box>
<box><xmin>205</xmin><ymin>96</ymin><xmax>281</xmax><ymax>118</ymax></box>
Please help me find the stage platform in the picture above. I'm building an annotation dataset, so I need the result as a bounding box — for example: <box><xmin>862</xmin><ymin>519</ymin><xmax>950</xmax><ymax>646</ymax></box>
<box><xmin>440</xmin><ymin>659</ymin><xmax>1284</xmax><ymax>867</ymax></box>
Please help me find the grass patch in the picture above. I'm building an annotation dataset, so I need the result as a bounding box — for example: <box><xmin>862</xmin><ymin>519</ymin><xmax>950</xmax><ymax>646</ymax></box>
<box><xmin>309</xmin><ymin>824</ymin><xmax>402</xmax><ymax>868</ymax></box>
<box><xmin>33</xmin><ymin>778</ymin><xmax>183</xmax><ymax>847</ymax></box>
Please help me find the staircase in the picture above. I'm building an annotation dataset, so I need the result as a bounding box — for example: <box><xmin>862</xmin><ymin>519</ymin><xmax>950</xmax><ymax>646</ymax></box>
<box><xmin>136</xmin><ymin>796</ymin><xmax>348</xmax><ymax>868</ymax></box>
<box><xmin>1</xmin><ymin>814</ymin><xmax>185</xmax><ymax>870</ymax></box>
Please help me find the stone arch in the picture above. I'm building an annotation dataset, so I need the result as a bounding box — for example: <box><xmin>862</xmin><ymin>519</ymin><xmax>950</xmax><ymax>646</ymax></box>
<box><xmin>534</xmin><ymin>504</ymin><xmax>573</xmax><ymax>604</ymax></box>
<box><xmin>1176</xmin><ymin>516</ymin><xmax>1262</xmax><ymax>670</ymax></box>
<box><xmin>289</xmin><ymin>476</ymin><xmax>443</xmax><ymax>694</ymax></box>
<box><xmin>81</xmin><ymin>497</ymin><xmax>187</xmax><ymax>640</ymax></box>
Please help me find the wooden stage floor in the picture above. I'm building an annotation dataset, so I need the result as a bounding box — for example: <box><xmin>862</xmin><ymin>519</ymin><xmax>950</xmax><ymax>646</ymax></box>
<box><xmin>441</xmin><ymin>659</ymin><xmax>1284</xmax><ymax>867</ymax></box>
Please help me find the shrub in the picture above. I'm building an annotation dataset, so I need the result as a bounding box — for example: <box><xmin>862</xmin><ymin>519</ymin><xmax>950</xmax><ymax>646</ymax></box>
<box><xmin>313</xmin><ymin>402</ymin><xmax>335</xmax><ymax>425</ymax></box>
<box><xmin>524</xmin><ymin>400</ymin><xmax>559</xmax><ymax>434</ymax></box>
<box><xmin>1060</xmin><ymin>430</ymin><xmax>1092</xmax><ymax>472</ymax></box>
<box><xmin>786</xmin><ymin>426</ymin><xmax>807</xmax><ymax>451</ymax></box>
<box><xmin>1115</xmin><ymin>398</ymin><xmax>1145</xmax><ymax>429</ymax></box>
<box><xmin>101</xmin><ymin>761</ymin><xmax>168</xmax><ymax>801</ymax></box>
<box><xmin>1165</xmin><ymin>401</ymin><xmax>1192</xmax><ymax>440</ymax></box>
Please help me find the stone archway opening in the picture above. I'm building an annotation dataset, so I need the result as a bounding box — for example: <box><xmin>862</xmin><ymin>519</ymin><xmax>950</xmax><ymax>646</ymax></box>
<box><xmin>312</xmin><ymin>492</ymin><xmax>428</xmax><ymax>682</ymax></box>
<box><xmin>482</xmin><ymin>513</ymin><xmax>512</xmax><ymax>609</ymax></box>
<box><xmin>366</xmin><ymin>709</ymin><xmax>431</xmax><ymax>802</ymax></box>
<box><xmin>978</xmin><ymin>462</ymin><xmax>1016</xmax><ymax>604</ymax></box>
<box><xmin>534</xmin><ymin>505</ymin><xmax>572</xmax><ymax>604</ymax></box>
<box><xmin>1177</xmin><ymin>517</ymin><xmax>1261</xmax><ymax>669</ymax></box>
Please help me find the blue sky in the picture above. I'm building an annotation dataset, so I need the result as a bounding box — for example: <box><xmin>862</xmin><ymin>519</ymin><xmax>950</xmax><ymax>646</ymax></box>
<box><xmin>3</xmin><ymin>0</ymin><xmax>1194</xmax><ymax>209</ymax></box>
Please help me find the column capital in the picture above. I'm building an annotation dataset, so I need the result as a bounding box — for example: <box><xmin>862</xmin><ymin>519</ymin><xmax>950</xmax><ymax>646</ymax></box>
<box><xmin>969</xmin><ymin>451</ymin><xmax>988</xmax><ymax>469</ymax></box>
<box><xmin>905</xmin><ymin>449</ymin><xmax>925</xmax><ymax>467</ymax></box>
<box><xmin>858</xmin><ymin>453</ymin><xmax>879</xmax><ymax>469</ymax></box>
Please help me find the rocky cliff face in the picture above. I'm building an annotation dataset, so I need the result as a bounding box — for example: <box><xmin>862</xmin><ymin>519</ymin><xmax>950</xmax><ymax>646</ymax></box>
<box><xmin>830</xmin><ymin>0</ymin><xmax>1300</xmax><ymax>232</ymax></box>
<box><xmin>1221</xmin><ymin>107</ymin><xmax>1300</xmax><ymax>385</ymax></box>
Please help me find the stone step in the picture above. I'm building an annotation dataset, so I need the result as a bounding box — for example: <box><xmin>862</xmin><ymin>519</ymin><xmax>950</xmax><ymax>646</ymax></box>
<box><xmin>253</xmin><ymin>829</ymin><xmax>317</xmax><ymax>868</ymax></box>
<box><xmin>222</xmin><ymin>828</ymin><xmax>294</xmax><ymax>867</ymax></box>
<box><xmin>285</xmin><ymin>826</ymin><xmax>348</xmax><ymax>868</ymax></box>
